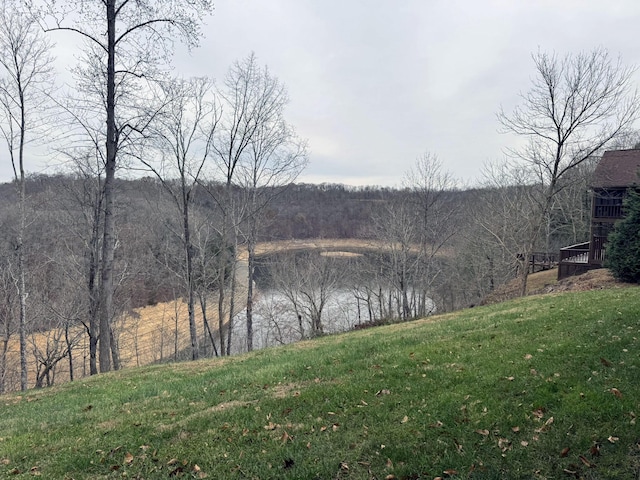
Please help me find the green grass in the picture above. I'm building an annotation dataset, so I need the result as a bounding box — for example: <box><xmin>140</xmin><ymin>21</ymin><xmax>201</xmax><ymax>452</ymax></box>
<box><xmin>1</xmin><ymin>287</ymin><xmax>640</xmax><ymax>479</ymax></box>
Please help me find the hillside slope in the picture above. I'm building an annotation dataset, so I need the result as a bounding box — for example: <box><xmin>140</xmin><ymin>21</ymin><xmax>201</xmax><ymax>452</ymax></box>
<box><xmin>1</xmin><ymin>286</ymin><xmax>639</xmax><ymax>479</ymax></box>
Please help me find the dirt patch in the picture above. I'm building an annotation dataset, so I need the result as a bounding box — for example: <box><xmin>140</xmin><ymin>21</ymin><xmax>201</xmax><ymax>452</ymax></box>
<box><xmin>209</xmin><ymin>399</ymin><xmax>255</xmax><ymax>412</ymax></box>
<box><xmin>533</xmin><ymin>268</ymin><xmax>624</xmax><ymax>294</ymax></box>
<box><xmin>483</xmin><ymin>268</ymin><xmax>627</xmax><ymax>305</ymax></box>
<box><xmin>269</xmin><ymin>383</ymin><xmax>303</xmax><ymax>399</ymax></box>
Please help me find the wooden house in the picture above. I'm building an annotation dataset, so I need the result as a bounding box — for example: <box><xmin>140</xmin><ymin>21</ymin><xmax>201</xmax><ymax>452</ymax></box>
<box><xmin>558</xmin><ymin>149</ymin><xmax>640</xmax><ymax>280</ymax></box>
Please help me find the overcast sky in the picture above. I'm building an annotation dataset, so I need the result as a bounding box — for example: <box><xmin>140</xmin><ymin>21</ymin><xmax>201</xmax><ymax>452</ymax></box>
<box><xmin>173</xmin><ymin>0</ymin><xmax>640</xmax><ymax>187</ymax></box>
<box><xmin>4</xmin><ymin>1</ymin><xmax>640</xmax><ymax>187</ymax></box>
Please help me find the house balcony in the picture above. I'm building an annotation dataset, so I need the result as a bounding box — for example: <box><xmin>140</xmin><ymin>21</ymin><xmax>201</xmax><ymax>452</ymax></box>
<box><xmin>557</xmin><ymin>237</ymin><xmax>607</xmax><ymax>280</ymax></box>
<box><xmin>558</xmin><ymin>242</ymin><xmax>590</xmax><ymax>280</ymax></box>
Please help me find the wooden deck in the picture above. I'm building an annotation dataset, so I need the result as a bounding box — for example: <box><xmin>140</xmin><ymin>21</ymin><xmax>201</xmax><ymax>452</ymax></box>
<box><xmin>557</xmin><ymin>240</ymin><xmax>606</xmax><ymax>280</ymax></box>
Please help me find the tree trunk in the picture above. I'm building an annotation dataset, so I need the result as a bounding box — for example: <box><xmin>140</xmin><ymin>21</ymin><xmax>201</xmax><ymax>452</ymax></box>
<box><xmin>225</xmin><ymin>242</ymin><xmax>239</xmax><ymax>356</ymax></box>
<box><xmin>98</xmin><ymin>0</ymin><xmax>117</xmax><ymax>373</ymax></box>
<box><xmin>199</xmin><ymin>294</ymin><xmax>219</xmax><ymax>357</ymax></box>
<box><xmin>182</xmin><ymin>191</ymin><xmax>198</xmax><ymax>361</ymax></box>
<box><xmin>17</xmin><ymin>197</ymin><xmax>27</xmax><ymax>391</ymax></box>
<box><xmin>217</xmin><ymin>263</ymin><xmax>227</xmax><ymax>356</ymax></box>
<box><xmin>17</xmin><ymin>62</ymin><xmax>28</xmax><ymax>391</ymax></box>
<box><xmin>246</xmin><ymin>238</ymin><xmax>255</xmax><ymax>352</ymax></box>
<box><xmin>109</xmin><ymin>326</ymin><xmax>120</xmax><ymax>370</ymax></box>
<box><xmin>65</xmin><ymin>324</ymin><xmax>74</xmax><ymax>382</ymax></box>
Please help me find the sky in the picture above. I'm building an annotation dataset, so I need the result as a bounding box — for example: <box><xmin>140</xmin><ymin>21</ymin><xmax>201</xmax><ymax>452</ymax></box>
<box><xmin>5</xmin><ymin>1</ymin><xmax>640</xmax><ymax>187</ymax></box>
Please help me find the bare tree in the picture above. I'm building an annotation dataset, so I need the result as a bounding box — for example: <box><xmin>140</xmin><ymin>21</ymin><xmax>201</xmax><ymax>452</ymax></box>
<box><xmin>0</xmin><ymin>1</ymin><xmax>54</xmax><ymax>390</ymax></box>
<box><xmin>270</xmin><ymin>251</ymin><xmax>340</xmax><ymax>338</ymax></box>
<box><xmin>35</xmin><ymin>0</ymin><xmax>214</xmax><ymax>372</ymax></box>
<box><xmin>141</xmin><ymin>76</ymin><xmax>219</xmax><ymax>361</ymax></box>
<box><xmin>370</xmin><ymin>154</ymin><xmax>457</xmax><ymax>320</ymax></box>
<box><xmin>205</xmin><ymin>53</ymin><xmax>298</xmax><ymax>355</ymax></box>
<box><xmin>234</xmin><ymin>59</ymin><xmax>308</xmax><ymax>351</ymax></box>
<box><xmin>404</xmin><ymin>153</ymin><xmax>458</xmax><ymax>315</ymax></box>
<box><xmin>498</xmin><ymin>47</ymin><xmax>640</xmax><ymax>294</ymax></box>
<box><xmin>473</xmin><ymin>161</ymin><xmax>542</xmax><ymax>296</ymax></box>
<box><xmin>0</xmin><ymin>251</ymin><xmax>18</xmax><ymax>393</ymax></box>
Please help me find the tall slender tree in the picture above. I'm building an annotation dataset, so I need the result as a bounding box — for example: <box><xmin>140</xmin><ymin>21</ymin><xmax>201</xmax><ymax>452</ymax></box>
<box><xmin>142</xmin><ymin>77</ymin><xmax>220</xmax><ymax>361</ymax></box>
<box><xmin>36</xmin><ymin>0</ymin><xmax>214</xmax><ymax>372</ymax></box>
<box><xmin>234</xmin><ymin>61</ymin><xmax>308</xmax><ymax>352</ymax></box>
<box><xmin>0</xmin><ymin>0</ymin><xmax>54</xmax><ymax>389</ymax></box>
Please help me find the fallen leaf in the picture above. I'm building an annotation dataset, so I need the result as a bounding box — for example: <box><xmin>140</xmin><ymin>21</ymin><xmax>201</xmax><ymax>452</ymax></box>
<box><xmin>579</xmin><ymin>455</ymin><xmax>593</xmax><ymax>467</ymax></box>
<box><xmin>607</xmin><ymin>436</ymin><xmax>619</xmax><ymax>444</ymax></box>
<box><xmin>124</xmin><ymin>452</ymin><xmax>134</xmax><ymax>464</ymax></box>
<box><xmin>511</xmin><ymin>426</ymin><xmax>520</xmax><ymax>433</ymax></box>
<box><xmin>281</xmin><ymin>431</ymin><xmax>292</xmax><ymax>443</ymax></box>
<box><xmin>430</xmin><ymin>420</ymin><xmax>444</xmax><ymax>428</ymax></box>
<box><xmin>506</xmin><ymin>376</ymin><xmax>515</xmax><ymax>381</ymax></box>
<box><xmin>600</xmin><ymin>357</ymin><xmax>613</xmax><ymax>367</ymax></box>
<box><xmin>524</xmin><ymin>354</ymin><xmax>533</xmax><ymax>360</ymax></box>
<box><xmin>498</xmin><ymin>438</ymin><xmax>511</xmax><ymax>451</ymax></box>
<box><xmin>590</xmin><ymin>444</ymin><xmax>601</xmax><ymax>456</ymax></box>
<box><xmin>454</xmin><ymin>439</ymin><xmax>463</xmax><ymax>453</ymax></box>
<box><xmin>375</xmin><ymin>389</ymin><xmax>391</xmax><ymax>396</ymax></box>
<box><xmin>264</xmin><ymin>422</ymin><xmax>278</xmax><ymax>430</ymax></box>
<box><xmin>475</xmin><ymin>429</ymin><xmax>490</xmax><ymax>436</ymax></box>
<box><xmin>169</xmin><ymin>466</ymin><xmax>184</xmax><ymax>477</ymax></box>
<box><xmin>520</xmin><ymin>441</ymin><xmax>529</xmax><ymax>447</ymax></box>
<box><xmin>610</xmin><ymin>388</ymin><xmax>623</xmax><ymax>399</ymax></box>
<box><xmin>560</xmin><ymin>447</ymin><xmax>570</xmax><ymax>457</ymax></box>
<box><xmin>401</xmin><ymin>415</ymin><xmax>408</xmax><ymax>424</ymax></box>
<box><xmin>340</xmin><ymin>462</ymin><xmax>349</xmax><ymax>471</ymax></box>
<box><xmin>386</xmin><ymin>458</ymin><xmax>393</xmax><ymax>468</ymax></box>
<box><xmin>443</xmin><ymin>469</ymin><xmax>458</xmax><ymax>476</ymax></box>
<box><xmin>544</xmin><ymin>416</ymin><xmax>554</xmax><ymax>426</ymax></box>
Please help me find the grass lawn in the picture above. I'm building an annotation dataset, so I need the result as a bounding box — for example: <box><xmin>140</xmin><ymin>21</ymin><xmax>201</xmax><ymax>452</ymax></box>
<box><xmin>1</xmin><ymin>286</ymin><xmax>639</xmax><ymax>479</ymax></box>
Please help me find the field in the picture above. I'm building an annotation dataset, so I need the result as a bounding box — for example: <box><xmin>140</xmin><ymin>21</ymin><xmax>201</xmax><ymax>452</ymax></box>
<box><xmin>1</xmin><ymin>282</ymin><xmax>639</xmax><ymax>479</ymax></box>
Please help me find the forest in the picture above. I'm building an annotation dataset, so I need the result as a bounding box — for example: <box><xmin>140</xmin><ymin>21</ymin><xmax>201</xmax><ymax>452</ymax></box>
<box><xmin>1</xmin><ymin>0</ymin><xmax>639</xmax><ymax>393</ymax></box>
<box><xmin>0</xmin><ymin>168</ymin><xmax>594</xmax><ymax>393</ymax></box>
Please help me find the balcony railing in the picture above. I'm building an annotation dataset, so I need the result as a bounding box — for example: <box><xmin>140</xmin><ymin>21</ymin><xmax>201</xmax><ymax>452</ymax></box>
<box><xmin>590</xmin><ymin>235</ymin><xmax>607</xmax><ymax>264</ymax></box>
<box><xmin>559</xmin><ymin>242</ymin><xmax>590</xmax><ymax>264</ymax></box>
